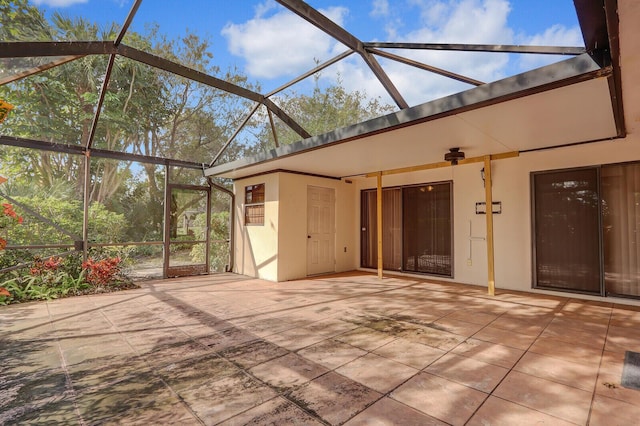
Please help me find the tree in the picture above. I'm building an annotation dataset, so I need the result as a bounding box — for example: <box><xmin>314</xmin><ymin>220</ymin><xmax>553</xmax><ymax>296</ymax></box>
<box><xmin>2</xmin><ymin>191</ymin><xmax>127</xmax><ymax>246</ymax></box>
<box><xmin>0</xmin><ymin>0</ymin><xmax>52</xmax><ymax>41</ymax></box>
<box><xmin>250</xmin><ymin>74</ymin><xmax>395</xmax><ymax>152</ymax></box>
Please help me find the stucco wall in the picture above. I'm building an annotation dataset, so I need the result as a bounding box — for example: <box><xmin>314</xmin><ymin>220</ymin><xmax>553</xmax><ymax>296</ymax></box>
<box><xmin>233</xmin><ymin>172</ymin><xmax>357</xmax><ymax>281</ymax></box>
<box><xmin>353</xmin><ymin>136</ymin><xmax>640</xmax><ymax>296</ymax></box>
<box><xmin>620</xmin><ymin>0</ymin><xmax>640</xmax><ymax>137</ymax></box>
<box><xmin>277</xmin><ymin>173</ymin><xmax>357</xmax><ymax>281</ymax></box>
<box><xmin>233</xmin><ymin>173</ymin><xmax>280</xmax><ymax>281</ymax></box>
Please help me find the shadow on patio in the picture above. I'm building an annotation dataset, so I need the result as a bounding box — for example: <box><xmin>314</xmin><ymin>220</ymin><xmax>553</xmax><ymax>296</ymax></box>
<box><xmin>1</xmin><ymin>271</ymin><xmax>640</xmax><ymax>425</ymax></box>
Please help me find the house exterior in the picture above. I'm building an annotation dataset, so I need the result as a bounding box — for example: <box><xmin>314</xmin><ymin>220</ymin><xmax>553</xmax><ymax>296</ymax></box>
<box><xmin>205</xmin><ymin>0</ymin><xmax>640</xmax><ymax>302</ymax></box>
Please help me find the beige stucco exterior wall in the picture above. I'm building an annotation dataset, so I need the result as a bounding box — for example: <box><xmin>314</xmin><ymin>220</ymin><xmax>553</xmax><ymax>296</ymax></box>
<box><xmin>233</xmin><ymin>173</ymin><xmax>280</xmax><ymax>281</ymax></box>
<box><xmin>277</xmin><ymin>173</ymin><xmax>357</xmax><ymax>281</ymax></box>
<box><xmin>232</xmin><ymin>172</ymin><xmax>357</xmax><ymax>281</ymax></box>
<box><xmin>353</xmin><ymin>137</ymin><xmax>640</xmax><ymax>297</ymax></box>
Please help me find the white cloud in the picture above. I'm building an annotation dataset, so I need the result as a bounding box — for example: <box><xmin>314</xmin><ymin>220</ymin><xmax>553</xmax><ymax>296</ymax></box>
<box><xmin>254</xmin><ymin>0</ymin><xmax>277</xmax><ymax>19</ymax></box>
<box><xmin>428</xmin><ymin>0</ymin><xmax>513</xmax><ymax>43</ymax></box>
<box><xmin>517</xmin><ymin>24</ymin><xmax>584</xmax><ymax>70</ymax></box>
<box><xmin>524</xmin><ymin>23</ymin><xmax>583</xmax><ymax>46</ymax></box>
<box><xmin>422</xmin><ymin>2</ymin><xmax>448</xmax><ymax>27</ymax></box>
<box><xmin>222</xmin><ymin>4</ymin><xmax>348</xmax><ymax>79</ymax></box>
<box><xmin>223</xmin><ymin>0</ymin><xmax>583</xmax><ymax>108</ymax></box>
<box><xmin>32</xmin><ymin>0</ymin><xmax>87</xmax><ymax>6</ymax></box>
<box><xmin>331</xmin><ymin>0</ymin><xmax>515</xmax><ymax>106</ymax></box>
<box><xmin>370</xmin><ymin>0</ymin><xmax>390</xmax><ymax>18</ymax></box>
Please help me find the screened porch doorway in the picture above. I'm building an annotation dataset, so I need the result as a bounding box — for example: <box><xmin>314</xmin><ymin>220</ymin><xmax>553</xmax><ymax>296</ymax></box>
<box><xmin>164</xmin><ymin>184</ymin><xmax>211</xmax><ymax>278</ymax></box>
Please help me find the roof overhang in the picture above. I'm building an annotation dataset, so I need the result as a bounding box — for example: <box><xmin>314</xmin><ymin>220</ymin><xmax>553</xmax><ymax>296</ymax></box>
<box><xmin>204</xmin><ymin>53</ymin><xmax>621</xmax><ymax>180</ymax></box>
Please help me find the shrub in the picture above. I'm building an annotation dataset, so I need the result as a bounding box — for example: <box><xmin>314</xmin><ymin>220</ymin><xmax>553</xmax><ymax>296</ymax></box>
<box><xmin>0</xmin><ymin>255</ymin><xmax>90</xmax><ymax>304</ymax></box>
<box><xmin>0</xmin><ymin>202</ymin><xmax>23</xmax><ymax>250</ymax></box>
<box><xmin>0</xmin><ymin>254</ymin><xmax>131</xmax><ymax>305</ymax></box>
<box><xmin>82</xmin><ymin>257</ymin><xmax>123</xmax><ymax>286</ymax></box>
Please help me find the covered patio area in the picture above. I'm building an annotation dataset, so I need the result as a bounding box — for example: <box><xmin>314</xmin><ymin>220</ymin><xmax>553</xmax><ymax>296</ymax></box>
<box><xmin>2</xmin><ymin>272</ymin><xmax>640</xmax><ymax>425</ymax></box>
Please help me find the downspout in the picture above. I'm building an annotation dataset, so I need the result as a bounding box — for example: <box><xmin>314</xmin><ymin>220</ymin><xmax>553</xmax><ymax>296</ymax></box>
<box><xmin>208</xmin><ymin>177</ymin><xmax>235</xmax><ymax>273</ymax></box>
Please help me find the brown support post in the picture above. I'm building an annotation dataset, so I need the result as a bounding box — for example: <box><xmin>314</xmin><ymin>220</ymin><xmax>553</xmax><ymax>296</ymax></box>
<box><xmin>376</xmin><ymin>172</ymin><xmax>383</xmax><ymax>279</ymax></box>
<box><xmin>82</xmin><ymin>151</ymin><xmax>91</xmax><ymax>261</ymax></box>
<box><xmin>163</xmin><ymin>164</ymin><xmax>170</xmax><ymax>279</ymax></box>
<box><xmin>484</xmin><ymin>156</ymin><xmax>496</xmax><ymax>296</ymax></box>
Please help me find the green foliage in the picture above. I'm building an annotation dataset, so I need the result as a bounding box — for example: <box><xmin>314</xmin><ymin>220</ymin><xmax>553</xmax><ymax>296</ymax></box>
<box><xmin>0</xmin><ymin>268</ymin><xmax>89</xmax><ymax>304</ymax></box>
<box><xmin>0</xmin><ymin>253</ymin><xmax>131</xmax><ymax>305</ymax></box>
<box><xmin>0</xmin><ymin>0</ymin><xmax>51</xmax><ymax>41</ymax></box>
<box><xmin>189</xmin><ymin>211</ymin><xmax>229</xmax><ymax>271</ymax></box>
<box><xmin>60</xmin><ymin>252</ymin><xmax>83</xmax><ymax>277</ymax></box>
<box><xmin>2</xmin><ymin>194</ymin><xmax>127</xmax><ymax>245</ymax></box>
<box><xmin>88</xmin><ymin>202</ymin><xmax>127</xmax><ymax>243</ymax></box>
<box><xmin>0</xmin><ymin>249</ymin><xmax>32</xmax><ymax>271</ymax></box>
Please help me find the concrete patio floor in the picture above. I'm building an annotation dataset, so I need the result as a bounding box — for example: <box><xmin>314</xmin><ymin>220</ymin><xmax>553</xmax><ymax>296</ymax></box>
<box><xmin>2</xmin><ymin>272</ymin><xmax>640</xmax><ymax>425</ymax></box>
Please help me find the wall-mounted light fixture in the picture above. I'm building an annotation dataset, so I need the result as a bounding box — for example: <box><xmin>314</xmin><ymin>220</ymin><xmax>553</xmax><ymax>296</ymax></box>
<box><xmin>444</xmin><ymin>147</ymin><xmax>465</xmax><ymax>165</ymax></box>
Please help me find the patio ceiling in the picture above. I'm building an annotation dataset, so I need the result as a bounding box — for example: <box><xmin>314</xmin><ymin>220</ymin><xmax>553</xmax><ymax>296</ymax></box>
<box><xmin>204</xmin><ymin>53</ymin><xmax>621</xmax><ymax>180</ymax></box>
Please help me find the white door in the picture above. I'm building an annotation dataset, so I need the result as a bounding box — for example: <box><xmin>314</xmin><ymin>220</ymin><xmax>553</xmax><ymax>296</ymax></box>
<box><xmin>307</xmin><ymin>186</ymin><xmax>335</xmax><ymax>276</ymax></box>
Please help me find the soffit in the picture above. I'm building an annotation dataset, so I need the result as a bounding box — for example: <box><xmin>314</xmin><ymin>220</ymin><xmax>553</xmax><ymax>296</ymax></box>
<box><xmin>205</xmin><ymin>56</ymin><xmax>619</xmax><ymax>180</ymax></box>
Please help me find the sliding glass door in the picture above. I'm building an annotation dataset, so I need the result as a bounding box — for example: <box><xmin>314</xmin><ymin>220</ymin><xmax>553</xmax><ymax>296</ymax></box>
<box><xmin>532</xmin><ymin>168</ymin><xmax>601</xmax><ymax>293</ymax></box>
<box><xmin>361</xmin><ymin>182</ymin><xmax>452</xmax><ymax>277</ymax></box>
<box><xmin>360</xmin><ymin>188</ymin><xmax>402</xmax><ymax>271</ymax></box>
<box><xmin>403</xmin><ymin>184</ymin><xmax>452</xmax><ymax>276</ymax></box>
<box><xmin>532</xmin><ymin>162</ymin><xmax>640</xmax><ymax>298</ymax></box>
<box><xmin>602</xmin><ymin>163</ymin><xmax>640</xmax><ymax>297</ymax></box>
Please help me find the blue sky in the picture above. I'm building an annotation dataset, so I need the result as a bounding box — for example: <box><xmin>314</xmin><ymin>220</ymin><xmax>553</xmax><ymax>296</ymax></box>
<box><xmin>30</xmin><ymin>0</ymin><xmax>583</xmax><ymax>106</ymax></box>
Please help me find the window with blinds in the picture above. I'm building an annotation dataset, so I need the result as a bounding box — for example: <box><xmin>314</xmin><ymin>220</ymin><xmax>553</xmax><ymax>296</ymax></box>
<box><xmin>244</xmin><ymin>183</ymin><xmax>265</xmax><ymax>225</ymax></box>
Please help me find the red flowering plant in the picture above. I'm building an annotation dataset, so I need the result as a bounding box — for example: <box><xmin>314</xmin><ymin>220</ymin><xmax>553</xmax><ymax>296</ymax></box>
<box><xmin>29</xmin><ymin>256</ymin><xmax>62</xmax><ymax>276</ymax></box>
<box><xmin>1</xmin><ymin>202</ymin><xmax>23</xmax><ymax>301</ymax></box>
<box><xmin>0</xmin><ymin>202</ymin><xmax>23</xmax><ymax>250</ymax></box>
<box><xmin>82</xmin><ymin>256</ymin><xmax>123</xmax><ymax>286</ymax></box>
